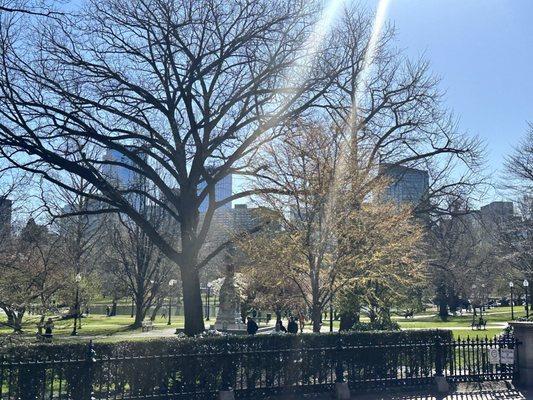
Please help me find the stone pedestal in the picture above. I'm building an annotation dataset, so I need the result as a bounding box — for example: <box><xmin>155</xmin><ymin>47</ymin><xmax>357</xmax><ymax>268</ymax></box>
<box><xmin>218</xmin><ymin>389</ymin><xmax>235</xmax><ymax>400</ymax></box>
<box><xmin>434</xmin><ymin>376</ymin><xmax>450</xmax><ymax>393</ymax></box>
<box><xmin>334</xmin><ymin>382</ymin><xmax>350</xmax><ymax>399</ymax></box>
<box><xmin>510</xmin><ymin>322</ymin><xmax>533</xmax><ymax>387</ymax></box>
<box><xmin>214</xmin><ymin>255</ymin><xmax>246</xmax><ymax>333</ymax></box>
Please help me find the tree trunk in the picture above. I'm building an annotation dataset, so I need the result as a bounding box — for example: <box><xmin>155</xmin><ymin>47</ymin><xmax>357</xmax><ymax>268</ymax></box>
<box><xmin>111</xmin><ymin>298</ymin><xmax>117</xmax><ymax>316</ymax></box>
<box><xmin>132</xmin><ymin>298</ymin><xmax>147</xmax><ymax>328</ymax></box>
<box><xmin>275</xmin><ymin>308</ymin><xmax>282</xmax><ymax>324</ymax></box>
<box><xmin>150</xmin><ymin>301</ymin><xmax>162</xmax><ymax>321</ymax></box>
<box><xmin>181</xmin><ymin>266</ymin><xmax>205</xmax><ymax>336</ymax></box>
<box><xmin>4</xmin><ymin>308</ymin><xmax>14</xmax><ymax>326</ymax></box>
<box><xmin>311</xmin><ymin>303</ymin><xmax>322</xmax><ymax>333</ymax></box>
<box><xmin>12</xmin><ymin>311</ymin><xmax>24</xmax><ymax>332</ymax></box>
<box><xmin>178</xmin><ymin>197</ymin><xmax>205</xmax><ymax>336</ymax></box>
<box><xmin>438</xmin><ymin>301</ymin><xmax>448</xmax><ymax>320</ymax></box>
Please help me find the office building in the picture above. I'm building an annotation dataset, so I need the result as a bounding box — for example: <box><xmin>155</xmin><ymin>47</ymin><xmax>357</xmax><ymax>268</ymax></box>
<box><xmin>198</xmin><ymin>173</ymin><xmax>233</xmax><ymax>212</ymax></box>
<box><xmin>0</xmin><ymin>197</ymin><xmax>12</xmax><ymax>238</ymax></box>
<box><xmin>379</xmin><ymin>163</ymin><xmax>429</xmax><ymax>206</ymax></box>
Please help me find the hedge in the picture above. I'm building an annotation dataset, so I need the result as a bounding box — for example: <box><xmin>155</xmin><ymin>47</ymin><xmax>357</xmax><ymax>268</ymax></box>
<box><xmin>0</xmin><ymin>329</ymin><xmax>452</xmax><ymax>360</ymax></box>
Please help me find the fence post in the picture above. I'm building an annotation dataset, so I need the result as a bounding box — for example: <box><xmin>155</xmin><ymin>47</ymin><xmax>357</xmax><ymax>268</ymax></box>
<box><xmin>434</xmin><ymin>336</ymin><xmax>449</xmax><ymax>393</ymax></box>
<box><xmin>510</xmin><ymin>322</ymin><xmax>533</xmax><ymax>387</ymax></box>
<box><xmin>219</xmin><ymin>338</ymin><xmax>235</xmax><ymax>400</ymax></box>
<box><xmin>334</xmin><ymin>335</ymin><xmax>350</xmax><ymax>400</ymax></box>
<box><xmin>83</xmin><ymin>340</ymin><xmax>96</xmax><ymax>400</ymax></box>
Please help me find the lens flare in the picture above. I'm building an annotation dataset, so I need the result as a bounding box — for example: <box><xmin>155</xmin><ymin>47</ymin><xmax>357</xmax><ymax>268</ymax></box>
<box><xmin>281</xmin><ymin>0</ymin><xmax>347</xmax><ymax>106</ymax></box>
<box><xmin>349</xmin><ymin>0</ymin><xmax>392</xmax><ymax>131</ymax></box>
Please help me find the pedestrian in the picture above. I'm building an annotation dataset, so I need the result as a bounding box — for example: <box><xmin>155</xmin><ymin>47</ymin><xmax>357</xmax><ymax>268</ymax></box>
<box><xmin>287</xmin><ymin>317</ymin><xmax>298</xmax><ymax>334</ymax></box>
<box><xmin>106</xmin><ymin>305</ymin><xmax>110</xmax><ymax>317</ymax></box>
<box><xmin>298</xmin><ymin>313</ymin><xmax>305</xmax><ymax>333</ymax></box>
<box><xmin>275</xmin><ymin>319</ymin><xmax>287</xmax><ymax>333</ymax></box>
<box><xmin>44</xmin><ymin>318</ymin><xmax>54</xmax><ymax>343</ymax></box>
<box><xmin>247</xmin><ymin>316</ymin><xmax>259</xmax><ymax>335</ymax></box>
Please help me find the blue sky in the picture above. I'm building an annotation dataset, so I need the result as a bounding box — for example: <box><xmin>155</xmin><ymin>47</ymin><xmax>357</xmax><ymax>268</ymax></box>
<box><xmin>368</xmin><ymin>0</ymin><xmax>532</xmax><ymax>184</ymax></box>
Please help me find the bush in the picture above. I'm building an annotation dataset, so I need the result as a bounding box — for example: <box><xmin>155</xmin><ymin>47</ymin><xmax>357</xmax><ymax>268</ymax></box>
<box><xmin>349</xmin><ymin>320</ymin><xmax>401</xmax><ymax>331</ymax></box>
<box><xmin>0</xmin><ymin>330</ymin><xmax>452</xmax><ymax>398</ymax></box>
<box><xmin>0</xmin><ymin>329</ymin><xmax>451</xmax><ymax>359</ymax></box>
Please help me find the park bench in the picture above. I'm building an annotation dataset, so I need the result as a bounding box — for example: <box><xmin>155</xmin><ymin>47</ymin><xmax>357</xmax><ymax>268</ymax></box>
<box><xmin>471</xmin><ymin>317</ymin><xmax>487</xmax><ymax>330</ymax></box>
<box><xmin>141</xmin><ymin>320</ymin><xmax>154</xmax><ymax>332</ymax></box>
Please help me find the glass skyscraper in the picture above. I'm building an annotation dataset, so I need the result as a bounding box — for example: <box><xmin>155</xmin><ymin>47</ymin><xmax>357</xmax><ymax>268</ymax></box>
<box><xmin>198</xmin><ymin>173</ymin><xmax>233</xmax><ymax>212</ymax></box>
<box><xmin>379</xmin><ymin>164</ymin><xmax>429</xmax><ymax>206</ymax></box>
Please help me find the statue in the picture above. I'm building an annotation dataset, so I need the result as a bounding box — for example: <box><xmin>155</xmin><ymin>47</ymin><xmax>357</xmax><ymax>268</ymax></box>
<box><xmin>213</xmin><ymin>249</ymin><xmax>246</xmax><ymax>332</ymax></box>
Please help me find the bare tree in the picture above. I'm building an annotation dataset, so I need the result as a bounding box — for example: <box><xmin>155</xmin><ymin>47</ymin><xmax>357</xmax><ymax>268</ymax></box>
<box><xmin>0</xmin><ymin>1</ymin><xmax>484</xmax><ymax>334</ymax></box>
<box><xmin>499</xmin><ymin>127</ymin><xmax>533</xmax><ymax>287</ymax></box>
<box><xmin>428</xmin><ymin>199</ymin><xmax>498</xmax><ymax>319</ymax></box>
<box><xmin>39</xmin><ymin>172</ymin><xmax>107</xmax><ymax>317</ymax></box>
<box><xmin>0</xmin><ymin>0</ymin><xmax>62</xmax><ymax>17</ymax></box>
<box><xmin>0</xmin><ymin>0</ymin><xmax>341</xmax><ymax>335</ymax></box>
<box><xmin>505</xmin><ymin>124</ymin><xmax>533</xmax><ymax>191</ymax></box>
<box><xmin>0</xmin><ymin>218</ymin><xmax>67</xmax><ymax>332</ymax></box>
<box><xmin>105</xmin><ymin>201</ymin><xmax>176</xmax><ymax>328</ymax></box>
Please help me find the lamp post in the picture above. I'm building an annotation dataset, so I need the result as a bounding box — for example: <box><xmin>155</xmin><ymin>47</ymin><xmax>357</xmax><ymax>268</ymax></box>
<box><xmin>206</xmin><ymin>282</ymin><xmax>212</xmax><ymax>321</ymax></box>
<box><xmin>168</xmin><ymin>279</ymin><xmax>177</xmax><ymax>325</ymax></box>
<box><xmin>524</xmin><ymin>279</ymin><xmax>529</xmax><ymax>318</ymax></box>
<box><xmin>71</xmin><ymin>273</ymin><xmax>82</xmax><ymax>336</ymax></box>
<box><xmin>509</xmin><ymin>281</ymin><xmax>515</xmax><ymax>320</ymax></box>
<box><xmin>471</xmin><ymin>284</ymin><xmax>477</xmax><ymax>325</ymax></box>
<box><xmin>480</xmin><ymin>283</ymin><xmax>486</xmax><ymax>317</ymax></box>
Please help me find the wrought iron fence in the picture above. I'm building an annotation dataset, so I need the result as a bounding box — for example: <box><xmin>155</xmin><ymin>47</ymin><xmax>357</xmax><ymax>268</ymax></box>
<box><xmin>0</xmin><ymin>335</ymin><xmax>518</xmax><ymax>399</ymax></box>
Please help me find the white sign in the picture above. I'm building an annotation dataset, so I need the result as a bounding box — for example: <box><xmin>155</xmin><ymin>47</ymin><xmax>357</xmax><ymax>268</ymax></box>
<box><xmin>500</xmin><ymin>348</ymin><xmax>515</xmax><ymax>365</ymax></box>
<box><xmin>488</xmin><ymin>348</ymin><xmax>500</xmax><ymax>365</ymax></box>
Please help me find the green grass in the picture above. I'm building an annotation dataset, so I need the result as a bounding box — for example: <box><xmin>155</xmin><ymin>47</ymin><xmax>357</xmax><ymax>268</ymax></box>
<box><xmin>1</xmin><ymin>305</ymin><xmax>519</xmax><ymax>344</ymax></box>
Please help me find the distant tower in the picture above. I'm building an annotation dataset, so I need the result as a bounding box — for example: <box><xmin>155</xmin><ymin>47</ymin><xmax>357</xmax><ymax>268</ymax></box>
<box><xmin>379</xmin><ymin>164</ymin><xmax>429</xmax><ymax>206</ymax></box>
<box><xmin>198</xmin><ymin>172</ymin><xmax>233</xmax><ymax>212</ymax></box>
<box><xmin>102</xmin><ymin>149</ymin><xmax>139</xmax><ymax>188</ymax></box>
<box><xmin>0</xmin><ymin>197</ymin><xmax>13</xmax><ymax>238</ymax></box>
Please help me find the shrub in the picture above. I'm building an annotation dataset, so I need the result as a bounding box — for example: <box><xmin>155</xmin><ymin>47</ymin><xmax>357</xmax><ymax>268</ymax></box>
<box><xmin>349</xmin><ymin>320</ymin><xmax>401</xmax><ymax>331</ymax></box>
<box><xmin>0</xmin><ymin>330</ymin><xmax>452</xmax><ymax>398</ymax></box>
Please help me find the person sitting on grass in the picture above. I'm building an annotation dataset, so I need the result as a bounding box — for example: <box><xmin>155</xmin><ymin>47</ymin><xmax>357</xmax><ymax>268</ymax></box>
<box><xmin>275</xmin><ymin>319</ymin><xmax>287</xmax><ymax>333</ymax></box>
<box><xmin>287</xmin><ymin>317</ymin><xmax>298</xmax><ymax>334</ymax></box>
<box><xmin>44</xmin><ymin>318</ymin><xmax>54</xmax><ymax>342</ymax></box>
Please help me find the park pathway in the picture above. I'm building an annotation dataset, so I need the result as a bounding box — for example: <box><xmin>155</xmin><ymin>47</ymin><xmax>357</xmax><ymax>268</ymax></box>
<box><xmin>263</xmin><ymin>382</ymin><xmax>528</xmax><ymax>399</ymax></box>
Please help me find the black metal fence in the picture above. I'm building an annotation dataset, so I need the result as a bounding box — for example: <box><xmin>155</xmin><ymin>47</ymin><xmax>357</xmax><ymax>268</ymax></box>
<box><xmin>0</xmin><ymin>335</ymin><xmax>517</xmax><ymax>399</ymax></box>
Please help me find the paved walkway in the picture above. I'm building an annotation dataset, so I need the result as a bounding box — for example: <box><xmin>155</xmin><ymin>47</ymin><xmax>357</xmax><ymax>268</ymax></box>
<box><xmin>264</xmin><ymin>382</ymin><xmax>529</xmax><ymax>399</ymax></box>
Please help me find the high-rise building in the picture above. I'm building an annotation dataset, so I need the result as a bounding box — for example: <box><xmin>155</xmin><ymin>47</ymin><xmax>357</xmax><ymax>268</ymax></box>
<box><xmin>0</xmin><ymin>197</ymin><xmax>12</xmax><ymax>238</ymax></box>
<box><xmin>198</xmin><ymin>173</ymin><xmax>233</xmax><ymax>212</ymax></box>
<box><xmin>103</xmin><ymin>149</ymin><xmax>136</xmax><ymax>187</ymax></box>
<box><xmin>379</xmin><ymin>164</ymin><xmax>429</xmax><ymax>206</ymax></box>
<box><xmin>480</xmin><ymin>201</ymin><xmax>514</xmax><ymax>221</ymax></box>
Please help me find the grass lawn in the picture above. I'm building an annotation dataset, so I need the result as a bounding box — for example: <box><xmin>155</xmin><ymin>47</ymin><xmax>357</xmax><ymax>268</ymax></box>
<box><xmin>0</xmin><ymin>305</ymin><xmax>520</xmax><ymax>343</ymax></box>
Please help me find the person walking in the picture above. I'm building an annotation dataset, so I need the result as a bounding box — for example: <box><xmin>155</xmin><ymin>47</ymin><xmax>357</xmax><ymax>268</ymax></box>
<box><xmin>298</xmin><ymin>313</ymin><xmax>305</xmax><ymax>333</ymax></box>
<box><xmin>247</xmin><ymin>317</ymin><xmax>259</xmax><ymax>335</ymax></box>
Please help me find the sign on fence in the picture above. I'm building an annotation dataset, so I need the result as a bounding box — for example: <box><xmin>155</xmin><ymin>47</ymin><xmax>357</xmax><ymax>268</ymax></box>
<box><xmin>500</xmin><ymin>348</ymin><xmax>515</xmax><ymax>365</ymax></box>
<box><xmin>488</xmin><ymin>348</ymin><xmax>500</xmax><ymax>364</ymax></box>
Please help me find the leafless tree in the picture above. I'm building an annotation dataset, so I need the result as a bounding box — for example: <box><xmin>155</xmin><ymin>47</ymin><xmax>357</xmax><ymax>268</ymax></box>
<box><xmin>499</xmin><ymin>126</ymin><xmax>533</xmax><ymax>288</ymax></box>
<box><xmin>505</xmin><ymin>124</ymin><xmax>533</xmax><ymax>191</ymax></box>
<box><xmin>39</xmin><ymin>171</ymin><xmax>107</xmax><ymax>316</ymax></box>
<box><xmin>0</xmin><ymin>218</ymin><xmax>67</xmax><ymax>332</ymax></box>
<box><xmin>427</xmin><ymin>199</ymin><xmax>497</xmax><ymax>319</ymax></box>
<box><xmin>105</xmin><ymin>196</ymin><xmax>176</xmax><ymax>328</ymax></box>
<box><xmin>0</xmin><ymin>0</ymin><xmax>61</xmax><ymax>17</ymax></box>
<box><xmin>0</xmin><ymin>1</ymin><xmax>484</xmax><ymax>334</ymax></box>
